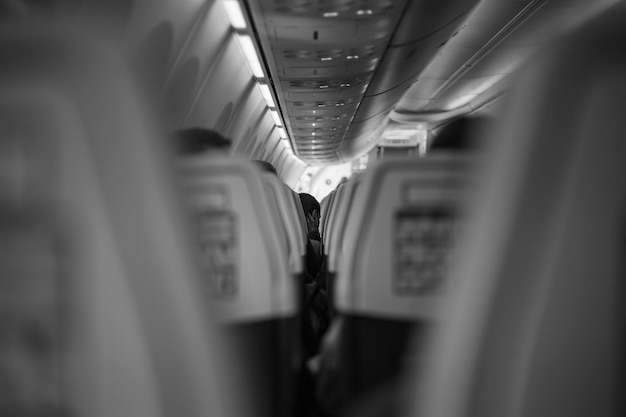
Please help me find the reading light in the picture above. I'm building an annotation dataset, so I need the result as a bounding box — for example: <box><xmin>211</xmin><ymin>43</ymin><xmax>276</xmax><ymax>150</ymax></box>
<box><xmin>321</xmin><ymin>57</ymin><xmax>333</xmax><ymax>61</ymax></box>
<box><xmin>258</xmin><ymin>83</ymin><xmax>276</xmax><ymax>108</ymax></box>
<box><xmin>237</xmin><ymin>34</ymin><xmax>264</xmax><ymax>78</ymax></box>
<box><xmin>323</xmin><ymin>11</ymin><xmax>338</xmax><ymax>17</ymax></box>
<box><xmin>223</xmin><ymin>0</ymin><xmax>247</xmax><ymax>29</ymax></box>
<box><xmin>270</xmin><ymin>110</ymin><xmax>282</xmax><ymax>126</ymax></box>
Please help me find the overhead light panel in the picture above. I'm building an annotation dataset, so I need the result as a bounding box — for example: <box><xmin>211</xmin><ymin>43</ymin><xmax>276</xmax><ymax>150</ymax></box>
<box><xmin>270</xmin><ymin>110</ymin><xmax>282</xmax><ymax>126</ymax></box>
<box><xmin>223</xmin><ymin>0</ymin><xmax>247</xmax><ymax>29</ymax></box>
<box><xmin>258</xmin><ymin>83</ymin><xmax>276</xmax><ymax>107</ymax></box>
<box><xmin>277</xmin><ymin>127</ymin><xmax>287</xmax><ymax>138</ymax></box>
<box><xmin>237</xmin><ymin>34</ymin><xmax>264</xmax><ymax>78</ymax></box>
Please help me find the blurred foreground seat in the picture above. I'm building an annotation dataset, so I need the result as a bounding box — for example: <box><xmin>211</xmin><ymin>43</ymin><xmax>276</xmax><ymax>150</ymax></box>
<box><xmin>408</xmin><ymin>4</ymin><xmax>626</xmax><ymax>417</ymax></box>
<box><xmin>0</xmin><ymin>26</ymin><xmax>246</xmax><ymax>417</ymax></box>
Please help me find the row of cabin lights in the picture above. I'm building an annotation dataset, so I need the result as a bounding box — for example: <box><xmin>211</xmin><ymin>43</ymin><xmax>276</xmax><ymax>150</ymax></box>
<box><xmin>222</xmin><ymin>0</ymin><xmax>290</xmax><ymax>147</ymax></box>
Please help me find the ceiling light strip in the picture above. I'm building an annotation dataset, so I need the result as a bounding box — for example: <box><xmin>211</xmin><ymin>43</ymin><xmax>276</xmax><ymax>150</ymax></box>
<box><xmin>258</xmin><ymin>83</ymin><xmax>276</xmax><ymax>108</ymax></box>
<box><xmin>223</xmin><ymin>0</ymin><xmax>247</xmax><ymax>29</ymax></box>
<box><xmin>236</xmin><ymin>34</ymin><xmax>265</xmax><ymax>78</ymax></box>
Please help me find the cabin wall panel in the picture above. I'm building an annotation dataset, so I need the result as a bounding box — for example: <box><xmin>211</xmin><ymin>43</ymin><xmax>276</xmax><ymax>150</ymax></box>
<box><xmin>184</xmin><ymin>39</ymin><xmax>253</xmax><ymax>132</ymax></box>
<box><xmin>232</xmin><ymin>127</ymin><xmax>252</xmax><ymax>156</ymax></box>
<box><xmin>286</xmin><ymin>160</ymin><xmax>307</xmax><ymax>188</ymax></box>
<box><xmin>241</xmin><ymin>132</ymin><xmax>259</xmax><ymax>155</ymax></box>
<box><xmin>145</xmin><ymin>0</ymin><xmax>240</xmax><ymax>130</ymax></box>
<box><xmin>164</xmin><ymin>0</ymin><xmax>232</xmax><ymax>90</ymax></box>
<box><xmin>249</xmin><ymin>115</ymin><xmax>276</xmax><ymax>159</ymax></box>
<box><xmin>265</xmin><ymin>133</ymin><xmax>282</xmax><ymax>162</ymax></box>
<box><xmin>161</xmin><ymin>57</ymin><xmax>201</xmax><ymax>129</ymax></box>
<box><xmin>261</xmin><ymin>132</ymin><xmax>280</xmax><ymax>161</ymax></box>
<box><xmin>273</xmin><ymin>148</ymin><xmax>287</xmax><ymax>170</ymax></box>
<box><xmin>125</xmin><ymin>0</ymin><xmax>209</xmax><ymax>57</ymax></box>
<box><xmin>227</xmin><ymin>85</ymin><xmax>267</xmax><ymax>147</ymax></box>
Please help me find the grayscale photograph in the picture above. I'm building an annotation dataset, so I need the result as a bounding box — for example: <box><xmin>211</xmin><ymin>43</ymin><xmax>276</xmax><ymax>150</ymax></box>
<box><xmin>0</xmin><ymin>1</ymin><xmax>623</xmax><ymax>416</ymax></box>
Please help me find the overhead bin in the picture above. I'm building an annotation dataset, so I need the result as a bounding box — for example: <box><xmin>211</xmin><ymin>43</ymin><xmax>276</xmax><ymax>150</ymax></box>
<box><xmin>363</xmin><ymin>0</ymin><xmax>480</xmax><ymax>97</ymax></box>
<box><xmin>248</xmin><ymin>0</ymin><xmax>409</xmax><ymax>163</ymax></box>
<box><xmin>393</xmin><ymin>0</ymin><xmax>619</xmax><ymax>117</ymax></box>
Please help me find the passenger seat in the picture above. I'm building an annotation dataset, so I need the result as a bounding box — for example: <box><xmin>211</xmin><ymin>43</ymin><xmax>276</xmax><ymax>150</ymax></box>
<box><xmin>0</xmin><ymin>26</ymin><xmax>242</xmax><ymax>417</ymax></box>
<box><xmin>182</xmin><ymin>156</ymin><xmax>301</xmax><ymax>417</ymax></box>
<box><xmin>407</xmin><ymin>5</ymin><xmax>626</xmax><ymax>417</ymax></box>
<box><xmin>316</xmin><ymin>155</ymin><xmax>472</xmax><ymax>416</ymax></box>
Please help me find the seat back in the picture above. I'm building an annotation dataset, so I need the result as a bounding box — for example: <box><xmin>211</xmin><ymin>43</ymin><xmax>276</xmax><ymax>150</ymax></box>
<box><xmin>316</xmin><ymin>155</ymin><xmax>471</xmax><ymax>414</ymax></box>
<box><xmin>409</xmin><ymin>6</ymin><xmax>626</xmax><ymax>417</ymax></box>
<box><xmin>0</xmin><ymin>27</ymin><xmax>242</xmax><ymax>417</ymax></box>
<box><xmin>320</xmin><ymin>192</ymin><xmax>331</xmax><ymax>240</ymax></box>
<box><xmin>322</xmin><ymin>185</ymin><xmax>343</xmax><ymax>259</ymax></box>
<box><xmin>320</xmin><ymin>177</ymin><xmax>362</xmax><ymax>318</ymax></box>
<box><xmin>261</xmin><ymin>171</ymin><xmax>306</xmax><ymax>276</ymax></box>
<box><xmin>326</xmin><ymin>176</ymin><xmax>362</xmax><ymax>274</ymax></box>
<box><xmin>182</xmin><ymin>157</ymin><xmax>300</xmax><ymax>417</ymax></box>
<box><xmin>290</xmin><ymin>188</ymin><xmax>309</xmax><ymax>255</ymax></box>
<box><xmin>337</xmin><ymin>155</ymin><xmax>470</xmax><ymax>318</ymax></box>
<box><xmin>321</xmin><ymin>189</ymin><xmax>337</xmax><ymax>246</ymax></box>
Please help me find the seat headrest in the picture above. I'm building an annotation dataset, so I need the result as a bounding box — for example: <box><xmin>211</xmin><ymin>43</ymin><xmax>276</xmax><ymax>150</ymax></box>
<box><xmin>182</xmin><ymin>158</ymin><xmax>296</xmax><ymax>322</ymax></box>
<box><xmin>336</xmin><ymin>155</ymin><xmax>473</xmax><ymax>320</ymax></box>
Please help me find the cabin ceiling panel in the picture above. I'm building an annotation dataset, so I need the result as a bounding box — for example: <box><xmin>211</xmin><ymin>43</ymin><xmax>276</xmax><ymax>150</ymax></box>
<box><xmin>184</xmin><ymin>39</ymin><xmax>251</xmax><ymax>130</ymax></box>
<box><xmin>245</xmin><ymin>0</ymin><xmax>614</xmax><ymax>163</ymax></box>
<box><xmin>247</xmin><ymin>0</ymin><xmax>408</xmax><ymax>163</ymax></box>
<box><xmin>226</xmin><ymin>85</ymin><xmax>266</xmax><ymax>145</ymax></box>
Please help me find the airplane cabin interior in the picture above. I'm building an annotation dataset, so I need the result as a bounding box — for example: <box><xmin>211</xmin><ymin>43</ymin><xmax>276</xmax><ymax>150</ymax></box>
<box><xmin>0</xmin><ymin>1</ymin><xmax>625</xmax><ymax>416</ymax></box>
